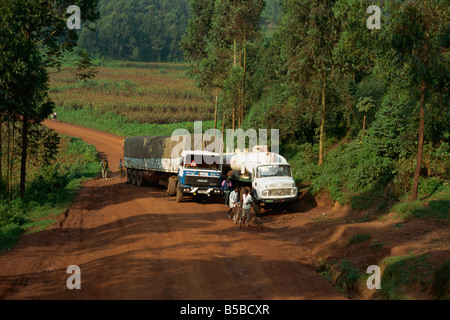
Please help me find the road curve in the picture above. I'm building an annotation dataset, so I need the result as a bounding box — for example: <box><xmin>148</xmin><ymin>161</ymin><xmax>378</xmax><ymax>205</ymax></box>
<box><xmin>0</xmin><ymin>120</ymin><xmax>344</xmax><ymax>300</ymax></box>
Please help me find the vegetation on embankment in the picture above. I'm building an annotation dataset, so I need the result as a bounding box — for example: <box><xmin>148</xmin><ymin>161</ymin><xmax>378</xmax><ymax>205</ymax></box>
<box><xmin>0</xmin><ymin>135</ymin><xmax>100</xmax><ymax>251</ymax></box>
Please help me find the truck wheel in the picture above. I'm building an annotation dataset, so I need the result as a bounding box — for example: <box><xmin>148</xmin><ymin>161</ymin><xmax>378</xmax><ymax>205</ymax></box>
<box><xmin>168</xmin><ymin>176</ymin><xmax>177</xmax><ymax>196</ymax></box>
<box><xmin>176</xmin><ymin>186</ymin><xmax>184</xmax><ymax>203</ymax></box>
<box><xmin>136</xmin><ymin>171</ymin><xmax>145</xmax><ymax>187</ymax></box>
<box><xmin>253</xmin><ymin>201</ymin><xmax>261</xmax><ymax>217</ymax></box>
<box><xmin>131</xmin><ymin>170</ymin><xmax>138</xmax><ymax>186</ymax></box>
<box><xmin>126</xmin><ymin>169</ymin><xmax>132</xmax><ymax>184</ymax></box>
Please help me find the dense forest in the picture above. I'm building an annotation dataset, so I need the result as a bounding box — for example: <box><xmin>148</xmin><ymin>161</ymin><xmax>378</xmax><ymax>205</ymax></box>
<box><xmin>181</xmin><ymin>0</ymin><xmax>449</xmax><ymax>208</ymax></box>
<box><xmin>78</xmin><ymin>0</ymin><xmax>282</xmax><ymax>61</ymax></box>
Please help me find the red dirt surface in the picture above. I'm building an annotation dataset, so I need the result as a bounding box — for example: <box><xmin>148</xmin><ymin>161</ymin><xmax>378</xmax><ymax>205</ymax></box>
<box><xmin>0</xmin><ymin>120</ymin><xmax>345</xmax><ymax>300</ymax></box>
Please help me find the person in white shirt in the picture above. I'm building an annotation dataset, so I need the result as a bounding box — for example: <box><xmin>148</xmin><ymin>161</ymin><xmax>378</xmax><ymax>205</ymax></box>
<box><xmin>242</xmin><ymin>188</ymin><xmax>253</xmax><ymax>227</ymax></box>
<box><xmin>227</xmin><ymin>187</ymin><xmax>239</xmax><ymax>219</ymax></box>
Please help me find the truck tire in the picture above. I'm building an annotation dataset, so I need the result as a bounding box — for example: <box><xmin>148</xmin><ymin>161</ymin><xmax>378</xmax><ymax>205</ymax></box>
<box><xmin>176</xmin><ymin>186</ymin><xmax>184</xmax><ymax>203</ymax></box>
<box><xmin>136</xmin><ymin>171</ymin><xmax>145</xmax><ymax>187</ymax></box>
<box><xmin>253</xmin><ymin>201</ymin><xmax>261</xmax><ymax>217</ymax></box>
<box><xmin>168</xmin><ymin>176</ymin><xmax>177</xmax><ymax>196</ymax></box>
<box><xmin>131</xmin><ymin>170</ymin><xmax>138</xmax><ymax>186</ymax></box>
<box><xmin>126</xmin><ymin>169</ymin><xmax>132</xmax><ymax>184</ymax></box>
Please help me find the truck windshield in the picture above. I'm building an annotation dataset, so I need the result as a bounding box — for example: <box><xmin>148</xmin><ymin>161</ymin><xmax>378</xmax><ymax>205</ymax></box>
<box><xmin>257</xmin><ymin>165</ymin><xmax>291</xmax><ymax>178</ymax></box>
<box><xmin>184</xmin><ymin>154</ymin><xmax>220</xmax><ymax>170</ymax></box>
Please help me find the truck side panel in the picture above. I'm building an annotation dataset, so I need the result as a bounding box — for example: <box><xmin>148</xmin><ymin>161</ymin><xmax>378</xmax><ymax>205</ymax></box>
<box><xmin>124</xmin><ymin>157</ymin><xmax>179</xmax><ymax>174</ymax></box>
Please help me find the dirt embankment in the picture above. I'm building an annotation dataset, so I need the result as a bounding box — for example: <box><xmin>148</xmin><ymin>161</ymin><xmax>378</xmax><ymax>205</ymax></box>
<box><xmin>281</xmin><ymin>190</ymin><xmax>449</xmax><ymax>299</ymax></box>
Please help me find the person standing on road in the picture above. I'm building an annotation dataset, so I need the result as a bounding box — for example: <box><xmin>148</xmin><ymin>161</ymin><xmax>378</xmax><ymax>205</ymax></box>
<box><xmin>227</xmin><ymin>187</ymin><xmax>239</xmax><ymax>219</ymax></box>
<box><xmin>221</xmin><ymin>177</ymin><xmax>232</xmax><ymax>207</ymax></box>
<box><xmin>242</xmin><ymin>188</ymin><xmax>253</xmax><ymax>227</ymax></box>
<box><xmin>101</xmin><ymin>158</ymin><xmax>109</xmax><ymax>180</ymax></box>
<box><xmin>119</xmin><ymin>158</ymin><xmax>125</xmax><ymax>179</ymax></box>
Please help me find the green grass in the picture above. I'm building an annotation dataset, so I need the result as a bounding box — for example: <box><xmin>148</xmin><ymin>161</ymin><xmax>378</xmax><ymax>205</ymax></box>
<box><xmin>347</xmin><ymin>233</ymin><xmax>371</xmax><ymax>247</ymax></box>
<box><xmin>54</xmin><ymin>105</ymin><xmax>221</xmax><ymax>137</ymax></box>
<box><xmin>431</xmin><ymin>260</ymin><xmax>450</xmax><ymax>300</ymax></box>
<box><xmin>0</xmin><ymin>136</ymin><xmax>100</xmax><ymax>251</ymax></box>
<box><xmin>319</xmin><ymin>260</ymin><xmax>361</xmax><ymax>298</ymax></box>
<box><xmin>370</xmin><ymin>242</ymin><xmax>385</xmax><ymax>251</ymax></box>
<box><xmin>393</xmin><ymin>183</ymin><xmax>450</xmax><ymax>220</ymax></box>
<box><xmin>380</xmin><ymin>253</ymin><xmax>434</xmax><ymax>300</ymax></box>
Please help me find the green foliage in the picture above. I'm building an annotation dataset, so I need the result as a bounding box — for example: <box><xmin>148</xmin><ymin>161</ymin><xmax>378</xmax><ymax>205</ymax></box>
<box><xmin>347</xmin><ymin>233</ymin><xmax>371</xmax><ymax>247</ymax></box>
<box><xmin>0</xmin><ymin>136</ymin><xmax>100</xmax><ymax>251</ymax></box>
<box><xmin>320</xmin><ymin>260</ymin><xmax>361</xmax><ymax>298</ymax></box>
<box><xmin>79</xmin><ymin>0</ymin><xmax>189</xmax><ymax>62</ymax></box>
<box><xmin>75</xmin><ymin>50</ymin><xmax>98</xmax><ymax>82</ymax></box>
<box><xmin>0</xmin><ymin>199</ymin><xmax>28</xmax><ymax>227</ymax></box>
<box><xmin>392</xmin><ymin>183</ymin><xmax>450</xmax><ymax>220</ymax></box>
<box><xmin>53</xmin><ymin>105</ymin><xmax>218</xmax><ymax>138</ymax></box>
<box><xmin>310</xmin><ymin>137</ymin><xmax>393</xmax><ymax>202</ymax></box>
<box><xmin>381</xmin><ymin>253</ymin><xmax>434</xmax><ymax>300</ymax></box>
<box><xmin>370</xmin><ymin>243</ymin><xmax>384</xmax><ymax>252</ymax></box>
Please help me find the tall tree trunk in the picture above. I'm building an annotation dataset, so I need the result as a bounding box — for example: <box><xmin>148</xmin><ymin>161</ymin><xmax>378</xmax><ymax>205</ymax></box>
<box><xmin>0</xmin><ymin>120</ymin><xmax>2</xmax><ymax>188</ymax></box>
<box><xmin>232</xmin><ymin>103</ymin><xmax>235</xmax><ymax>131</ymax></box>
<box><xmin>6</xmin><ymin>119</ymin><xmax>10</xmax><ymax>198</ymax></box>
<box><xmin>20</xmin><ymin>115</ymin><xmax>28</xmax><ymax>198</ymax></box>
<box><xmin>241</xmin><ymin>20</ymin><xmax>247</xmax><ymax>127</ymax></box>
<box><xmin>363</xmin><ymin>114</ymin><xmax>366</xmax><ymax>131</ymax></box>
<box><xmin>319</xmin><ymin>79</ymin><xmax>326</xmax><ymax>167</ymax></box>
<box><xmin>232</xmin><ymin>37</ymin><xmax>237</xmax><ymax>131</ymax></box>
<box><xmin>214</xmin><ymin>88</ymin><xmax>219</xmax><ymax>131</ymax></box>
<box><xmin>233</xmin><ymin>38</ymin><xmax>237</xmax><ymax>68</ymax></box>
<box><xmin>411</xmin><ymin>81</ymin><xmax>426</xmax><ymax>202</ymax></box>
<box><xmin>8</xmin><ymin>120</ymin><xmax>14</xmax><ymax>201</ymax></box>
<box><xmin>222</xmin><ymin>110</ymin><xmax>225</xmax><ymax>133</ymax></box>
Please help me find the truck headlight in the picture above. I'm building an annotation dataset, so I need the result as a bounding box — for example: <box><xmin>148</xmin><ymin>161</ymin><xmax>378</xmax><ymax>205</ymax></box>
<box><xmin>262</xmin><ymin>190</ymin><xmax>268</xmax><ymax>197</ymax></box>
<box><xmin>291</xmin><ymin>188</ymin><xmax>297</xmax><ymax>195</ymax></box>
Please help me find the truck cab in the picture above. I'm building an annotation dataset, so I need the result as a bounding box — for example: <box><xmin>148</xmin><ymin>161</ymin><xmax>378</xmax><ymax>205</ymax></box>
<box><xmin>226</xmin><ymin>150</ymin><xmax>299</xmax><ymax>216</ymax></box>
<box><xmin>252</xmin><ymin>163</ymin><xmax>298</xmax><ymax>203</ymax></box>
<box><xmin>176</xmin><ymin>151</ymin><xmax>222</xmax><ymax>202</ymax></box>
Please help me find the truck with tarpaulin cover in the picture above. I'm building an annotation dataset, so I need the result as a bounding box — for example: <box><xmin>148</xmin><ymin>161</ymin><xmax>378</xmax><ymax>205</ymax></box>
<box><xmin>123</xmin><ymin>134</ymin><xmax>222</xmax><ymax>202</ymax></box>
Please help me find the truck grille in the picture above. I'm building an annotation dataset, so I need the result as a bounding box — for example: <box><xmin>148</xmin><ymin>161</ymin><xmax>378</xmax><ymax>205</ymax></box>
<box><xmin>185</xmin><ymin>176</ymin><xmax>220</xmax><ymax>187</ymax></box>
<box><xmin>268</xmin><ymin>189</ymin><xmax>293</xmax><ymax>196</ymax></box>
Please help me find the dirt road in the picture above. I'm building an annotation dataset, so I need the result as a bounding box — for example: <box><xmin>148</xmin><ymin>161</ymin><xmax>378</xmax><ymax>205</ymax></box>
<box><xmin>0</xmin><ymin>120</ymin><xmax>343</xmax><ymax>300</ymax></box>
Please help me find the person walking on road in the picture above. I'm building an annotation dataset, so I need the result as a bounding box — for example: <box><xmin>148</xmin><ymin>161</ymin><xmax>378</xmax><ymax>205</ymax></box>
<box><xmin>242</xmin><ymin>188</ymin><xmax>253</xmax><ymax>227</ymax></box>
<box><xmin>221</xmin><ymin>177</ymin><xmax>232</xmax><ymax>207</ymax></box>
<box><xmin>119</xmin><ymin>158</ymin><xmax>125</xmax><ymax>179</ymax></box>
<box><xmin>101</xmin><ymin>158</ymin><xmax>109</xmax><ymax>180</ymax></box>
<box><xmin>227</xmin><ymin>187</ymin><xmax>239</xmax><ymax>219</ymax></box>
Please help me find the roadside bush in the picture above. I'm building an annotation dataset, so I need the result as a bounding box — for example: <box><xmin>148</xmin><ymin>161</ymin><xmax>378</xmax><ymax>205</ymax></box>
<box><xmin>0</xmin><ymin>199</ymin><xmax>28</xmax><ymax>227</ymax></box>
<box><xmin>311</xmin><ymin>137</ymin><xmax>393</xmax><ymax>202</ymax></box>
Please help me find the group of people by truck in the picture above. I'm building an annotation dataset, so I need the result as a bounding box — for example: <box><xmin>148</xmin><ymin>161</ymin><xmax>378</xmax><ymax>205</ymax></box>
<box><xmin>100</xmin><ymin>158</ymin><xmax>125</xmax><ymax>180</ymax></box>
<box><xmin>227</xmin><ymin>186</ymin><xmax>253</xmax><ymax>228</ymax></box>
<box><xmin>222</xmin><ymin>178</ymin><xmax>253</xmax><ymax>228</ymax></box>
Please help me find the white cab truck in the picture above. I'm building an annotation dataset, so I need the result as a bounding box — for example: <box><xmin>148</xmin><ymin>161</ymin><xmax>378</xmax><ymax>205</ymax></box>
<box><xmin>123</xmin><ymin>135</ymin><xmax>222</xmax><ymax>202</ymax></box>
<box><xmin>223</xmin><ymin>147</ymin><xmax>298</xmax><ymax>216</ymax></box>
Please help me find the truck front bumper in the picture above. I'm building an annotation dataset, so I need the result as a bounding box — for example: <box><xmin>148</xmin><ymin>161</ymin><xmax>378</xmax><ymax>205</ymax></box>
<box><xmin>254</xmin><ymin>193</ymin><xmax>299</xmax><ymax>204</ymax></box>
<box><xmin>180</xmin><ymin>186</ymin><xmax>222</xmax><ymax>196</ymax></box>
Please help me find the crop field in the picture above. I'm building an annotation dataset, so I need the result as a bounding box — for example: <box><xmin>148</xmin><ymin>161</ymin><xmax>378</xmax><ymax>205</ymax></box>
<box><xmin>49</xmin><ymin>62</ymin><xmax>214</xmax><ymax>125</ymax></box>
